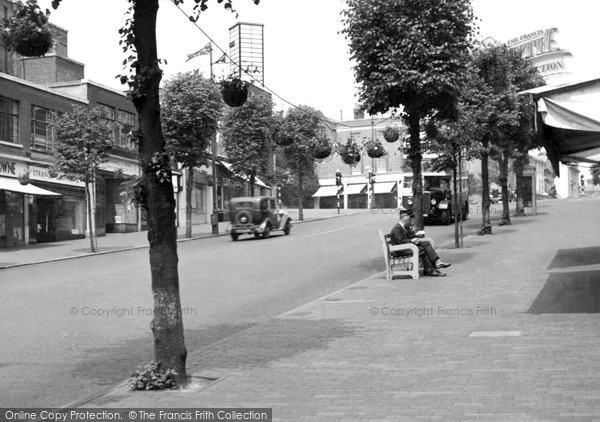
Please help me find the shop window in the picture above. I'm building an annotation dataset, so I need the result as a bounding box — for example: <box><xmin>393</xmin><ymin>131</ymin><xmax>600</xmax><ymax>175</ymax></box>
<box><xmin>31</xmin><ymin>105</ymin><xmax>55</xmax><ymax>150</ymax></box>
<box><xmin>0</xmin><ymin>95</ymin><xmax>19</xmax><ymax>144</ymax></box>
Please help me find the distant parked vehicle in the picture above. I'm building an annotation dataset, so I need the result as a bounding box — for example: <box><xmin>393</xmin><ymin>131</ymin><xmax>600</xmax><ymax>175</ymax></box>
<box><xmin>228</xmin><ymin>196</ymin><xmax>292</xmax><ymax>241</ymax></box>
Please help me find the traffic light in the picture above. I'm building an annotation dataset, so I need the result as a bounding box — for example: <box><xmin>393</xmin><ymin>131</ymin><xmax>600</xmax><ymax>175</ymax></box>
<box><xmin>368</xmin><ymin>171</ymin><xmax>376</xmax><ymax>185</ymax></box>
<box><xmin>335</xmin><ymin>171</ymin><xmax>342</xmax><ymax>186</ymax></box>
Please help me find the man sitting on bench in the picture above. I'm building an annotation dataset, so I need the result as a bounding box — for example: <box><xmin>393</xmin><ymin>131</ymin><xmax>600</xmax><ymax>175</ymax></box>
<box><xmin>390</xmin><ymin>212</ymin><xmax>451</xmax><ymax>277</ymax></box>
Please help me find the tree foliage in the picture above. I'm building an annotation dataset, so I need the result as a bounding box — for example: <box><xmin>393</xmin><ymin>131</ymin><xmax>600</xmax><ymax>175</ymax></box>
<box><xmin>51</xmin><ymin>105</ymin><xmax>114</xmax><ymax>252</ymax></box>
<box><xmin>275</xmin><ymin>106</ymin><xmax>327</xmax><ymax>220</ymax></box>
<box><xmin>222</xmin><ymin>93</ymin><xmax>275</xmax><ymax>194</ymax></box>
<box><xmin>51</xmin><ymin>106</ymin><xmax>114</xmax><ymax>181</ymax></box>
<box><xmin>161</xmin><ymin>70</ymin><xmax>224</xmax><ymax>169</ymax></box>
<box><xmin>342</xmin><ymin>0</ymin><xmax>476</xmax><ymax>229</ymax></box>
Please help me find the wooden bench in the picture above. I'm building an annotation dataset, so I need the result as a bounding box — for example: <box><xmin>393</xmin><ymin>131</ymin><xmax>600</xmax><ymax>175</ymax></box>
<box><xmin>377</xmin><ymin>229</ymin><xmax>435</xmax><ymax>280</ymax></box>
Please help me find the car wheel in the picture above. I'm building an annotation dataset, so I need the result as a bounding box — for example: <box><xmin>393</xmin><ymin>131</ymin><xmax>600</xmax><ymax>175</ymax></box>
<box><xmin>263</xmin><ymin>225</ymin><xmax>271</xmax><ymax>239</ymax></box>
<box><xmin>283</xmin><ymin>221</ymin><xmax>291</xmax><ymax>235</ymax></box>
<box><xmin>231</xmin><ymin>232</ymin><xmax>239</xmax><ymax>241</ymax></box>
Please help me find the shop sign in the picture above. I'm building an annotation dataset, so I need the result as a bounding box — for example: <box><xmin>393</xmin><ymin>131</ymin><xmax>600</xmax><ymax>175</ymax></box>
<box><xmin>0</xmin><ymin>160</ymin><xmax>28</xmax><ymax>177</ymax></box>
<box><xmin>101</xmin><ymin>157</ymin><xmax>141</xmax><ymax>176</ymax></box>
<box><xmin>506</xmin><ymin>28</ymin><xmax>572</xmax><ymax>78</ymax></box>
<box><xmin>29</xmin><ymin>165</ymin><xmax>85</xmax><ymax>187</ymax></box>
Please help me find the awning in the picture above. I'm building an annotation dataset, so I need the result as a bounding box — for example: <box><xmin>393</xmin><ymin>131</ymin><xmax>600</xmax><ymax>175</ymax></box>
<box><xmin>345</xmin><ymin>183</ymin><xmax>366</xmax><ymax>195</ymax></box>
<box><xmin>312</xmin><ymin>185</ymin><xmax>340</xmax><ymax>197</ymax></box>
<box><xmin>0</xmin><ymin>178</ymin><xmax>62</xmax><ymax>196</ymax></box>
<box><xmin>520</xmin><ymin>77</ymin><xmax>600</xmax><ymax>175</ymax></box>
<box><xmin>373</xmin><ymin>181</ymin><xmax>397</xmax><ymax>194</ymax></box>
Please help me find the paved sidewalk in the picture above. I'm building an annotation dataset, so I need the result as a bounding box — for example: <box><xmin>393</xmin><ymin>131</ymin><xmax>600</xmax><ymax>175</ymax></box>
<box><xmin>59</xmin><ymin>197</ymin><xmax>600</xmax><ymax>421</ymax></box>
<box><xmin>0</xmin><ymin>208</ymin><xmax>364</xmax><ymax>269</ymax></box>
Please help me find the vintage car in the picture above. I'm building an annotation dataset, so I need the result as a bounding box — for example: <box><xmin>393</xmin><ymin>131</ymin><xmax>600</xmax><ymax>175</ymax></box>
<box><xmin>228</xmin><ymin>196</ymin><xmax>292</xmax><ymax>241</ymax></box>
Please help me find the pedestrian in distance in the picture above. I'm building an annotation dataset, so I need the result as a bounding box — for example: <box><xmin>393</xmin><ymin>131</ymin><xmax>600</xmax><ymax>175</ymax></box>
<box><xmin>389</xmin><ymin>212</ymin><xmax>451</xmax><ymax>277</ymax></box>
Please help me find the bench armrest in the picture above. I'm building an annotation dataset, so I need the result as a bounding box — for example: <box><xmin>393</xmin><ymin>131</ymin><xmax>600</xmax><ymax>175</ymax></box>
<box><xmin>389</xmin><ymin>243</ymin><xmax>419</xmax><ymax>255</ymax></box>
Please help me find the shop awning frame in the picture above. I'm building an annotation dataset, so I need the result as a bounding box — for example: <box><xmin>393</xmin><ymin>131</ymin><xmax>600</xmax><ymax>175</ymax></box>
<box><xmin>345</xmin><ymin>183</ymin><xmax>367</xmax><ymax>195</ymax></box>
<box><xmin>0</xmin><ymin>177</ymin><xmax>62</xmax><ymax>196</ymax></box>
<box><xmin>312</xmin><ymin>185</ymin><xmax>341</xmax><ymax>197</ymax></box>
<box><xmin>373</xmin><ymin>181</ymin><xmax>397</xmax><ymax>194</ymax></box>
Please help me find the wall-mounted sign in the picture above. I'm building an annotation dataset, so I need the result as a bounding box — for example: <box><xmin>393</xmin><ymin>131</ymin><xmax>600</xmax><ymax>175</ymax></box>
<box><xmin>506</xmin><ymin>28</ymin><xmax>572</xmax><ymax>79</ymax></box>
<box><xmin>29</xmin><ymin>165</ymin><xmax>84</xmax><ymax>187</ymax></box>
<box><xmin>100</xmin><ymin>157</ymin><xmax>141</xmax><ymax>176</ymax></box>
<box><xmin>0</xmin><ymin>160</ymin><xmax>28</xmax><ymax>177</ymax></box>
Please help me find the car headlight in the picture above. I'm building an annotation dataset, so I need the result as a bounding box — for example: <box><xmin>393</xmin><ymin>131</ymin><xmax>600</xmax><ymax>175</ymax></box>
<box><xmin>431</xmin><ymin>199</ymin><xmax>437</xmax><ymax>205</ymax></box>
<box><xmin>407</xmin><ymin>199</ymin><xmax>413</xmax><ymax>205</ymax></box>
<box><xmin>240</xmin><ymin>216</ymin><xmax>248</xmax><ymax>223</ymax></box>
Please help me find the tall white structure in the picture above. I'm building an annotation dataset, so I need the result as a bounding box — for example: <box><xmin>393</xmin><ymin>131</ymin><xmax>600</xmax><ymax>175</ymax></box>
<box><xmin>228</xmin><ymin>22</ymin><xmax>264</xmax><ymax>86</ymax></box>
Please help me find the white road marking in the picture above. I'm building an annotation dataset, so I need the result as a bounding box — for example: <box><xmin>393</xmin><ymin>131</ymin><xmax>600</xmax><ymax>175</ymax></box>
<box><xmin>304</xmin><ymin>227</ymin><xmax>353</xmax><ymax>237</ymax></box>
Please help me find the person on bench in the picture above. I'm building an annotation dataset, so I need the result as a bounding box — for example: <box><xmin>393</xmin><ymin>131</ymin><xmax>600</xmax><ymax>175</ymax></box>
<box><xmin>390</xmin><ymin>212</ymin><xmax>451</xmax><ymax>277</ymax></box>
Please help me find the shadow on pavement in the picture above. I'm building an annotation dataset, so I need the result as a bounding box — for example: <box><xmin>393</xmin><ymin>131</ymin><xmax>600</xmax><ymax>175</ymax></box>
<box><xmin>187</xmin><ymin>318</ymin><xmax>358</xmax><ymax>373</ymax></box>
<box><xmin>528</xmin><ymin>270</ymin><xmax>600</xmax><ymax>314</ymax></box>
<box><xmin>547</xmin><ymin>246</ymin><xmax>600</xmax><ymax>270</ymax></box>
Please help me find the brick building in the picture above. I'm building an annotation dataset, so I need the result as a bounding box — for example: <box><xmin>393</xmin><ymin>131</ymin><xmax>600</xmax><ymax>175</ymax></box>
<box><xmin>0</xmin><ymin>0</ymin><xmax>141</xmax><ymax>248</ymax></box>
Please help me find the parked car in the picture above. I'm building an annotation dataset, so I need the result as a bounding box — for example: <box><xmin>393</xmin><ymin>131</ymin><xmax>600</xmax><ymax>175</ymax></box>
<box><xmin>228</xmin><ymin>196</ymin><xmax>292</xmax><ymax>241</ymax></box>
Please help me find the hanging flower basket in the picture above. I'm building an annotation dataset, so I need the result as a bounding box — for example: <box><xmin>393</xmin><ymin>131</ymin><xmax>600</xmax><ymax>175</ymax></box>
<box><xmin>312</xmin><ymin>135</ymin><xmax>332</xmax><ymax>159</ymax></box>
<box><xmin>1</xmin><ymin>0</ymin><xmax>53</xmax><ymax>57</ymax></box>
<box><xmin>364</xmin><ymin>138</ymin><xmax>387</xmax><ymax>158</ymax></box>
<box><xmin>18</xmin><ymin>171</ymin><xmax>30</xmax><ymax>185</ymax></box>
<box><xmin>206</xmin><ymin>177</ymin><xmax>214</xmax><ymax>187</ymax></box>
<box><xmin>220</xmin><ymin>78</ymin><xmax>248</xmax><ymax>107</ymax></box>
<box><xmin>338</xmin><ymin>139</ymin><xmax>361</xmax><ymax>166</ymax></box>
<box><xmin>383</xmin><ymin>126</ymin><xmax>400</xmax><ymax>143</ymax></box>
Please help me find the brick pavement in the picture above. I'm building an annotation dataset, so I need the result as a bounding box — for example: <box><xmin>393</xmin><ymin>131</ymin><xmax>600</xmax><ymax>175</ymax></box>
<box><xmin>63</xmin><ymin>197</ymin><xmax>600</xmax><ymax>421</ymax></box>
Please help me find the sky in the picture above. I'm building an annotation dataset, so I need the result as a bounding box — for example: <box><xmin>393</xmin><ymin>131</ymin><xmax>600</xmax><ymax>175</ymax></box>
<box><xmin>36</xmin><ymin>0</ymin><xmax>600</xmax><ymax>122</ymax></box>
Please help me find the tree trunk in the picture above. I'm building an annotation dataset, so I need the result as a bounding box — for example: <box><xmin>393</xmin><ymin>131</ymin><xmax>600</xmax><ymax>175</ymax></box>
<box><xmin>479</xmin><ymin>139</ymin><xmax>492</xmax><ymax>235</ymax></box>
<box><xmin>407</xmin><ymin>112</ymin><xmax>424</xmax><ymax>230</ymax></box>
<box><xmin>185</xmin><ymin>167</ymin><xmax>192</xmax><ymax>239</ymax></box>
<box><xmin>513</xmin><ymin>153</ymin><xmax>526</xmax><ymax>216</ymax></box>
<box><xmin>85</xmin><ymin>179</ymin><xmax>97</xmax><ymax>253</ymax></box>
<box><xmin>298</xmin><ymin>168</ymin><xmax>304</xmax><ymax>221</ymax></box>
<box><xmin>133</xmin><ymin>0</ymin><xmax>187</xmax><ymax>384</ymax></box>
<box><xmin>498</xmin><ymin>150</ymin><xmax>511</xmax><ymax>225</ymax></box>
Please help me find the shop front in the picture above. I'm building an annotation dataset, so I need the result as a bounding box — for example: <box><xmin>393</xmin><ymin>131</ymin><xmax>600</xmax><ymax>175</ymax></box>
<box><xmin>0</xmin><ymin>175</ymin><xmax>63</xmax><ymax>248</ymax></box>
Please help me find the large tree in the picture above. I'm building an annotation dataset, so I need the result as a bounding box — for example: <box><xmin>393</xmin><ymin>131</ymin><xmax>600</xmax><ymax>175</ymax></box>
<box><xmin>342</xmin><ymin>0</ymin><xmax>476</xmax><ymax>229</ymax></box>
<box><xmin>222</xmin><ymin>93</ymin><xmax>275</xmax><ymax>196</ymax></box>
<box><xmin>275</xmin><ymin>106</ymin><xmax>324</xmax><ymax>221</ymax></box>
<box><xmin>161</xmin><ymin>70</ymin><xmax>224</xmax><ymax>238</ymax></box>
<box><xmin>472</xmin><ymin>43</ymin><xmax>544</xmax><ymax>231</ymax></box>
<box><xmin>51</xmin><ymin>106</ymin><xmax>113</xmax><ymax>253</ymax></box>
<box><xmin>51</xmin><ymin>0</ymin><xmax>259</xmax><ymax>385</ymax></box>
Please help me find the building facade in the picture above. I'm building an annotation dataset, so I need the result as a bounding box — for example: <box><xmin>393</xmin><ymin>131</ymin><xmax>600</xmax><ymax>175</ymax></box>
<box><xmin>0</xmin><ymin>1</ymin><xmax>142</xmax><ymax>248</ymax></box>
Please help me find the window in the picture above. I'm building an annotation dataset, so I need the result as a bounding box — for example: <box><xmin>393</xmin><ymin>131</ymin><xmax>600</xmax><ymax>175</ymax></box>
<box><xmin>31</xmin><ymin>105</ymin><xmax>54</xmax><ymax>150</ymax></box>
<box><xmin>403</xmin><ymin>177</ymin><xmax>413</xmax><ymax>189</ymax></box>
<box><xmin>116</xmin><ymin>109</ymin><xmax>135</xmax><ymax>149</ymax></box>
<box><xmin>96</xmin><ymin>103</ymin><xmax>117</xmax><ymax>143</ymax></box>
<box><xmin>0</xmin><ymin>96</ymin><xmax>19</xmax><ymax>144</ymax></box>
